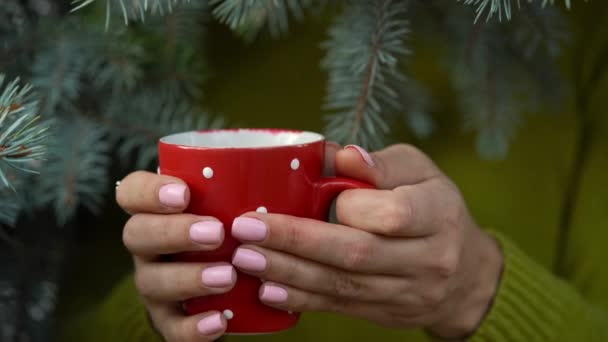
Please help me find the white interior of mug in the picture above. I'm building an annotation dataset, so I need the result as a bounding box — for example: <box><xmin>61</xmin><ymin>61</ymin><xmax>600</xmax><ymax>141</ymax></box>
<box><xmin>160</xmin><ymin>129</ymin><xmax>324</xmax><ymax>148</ymax></box>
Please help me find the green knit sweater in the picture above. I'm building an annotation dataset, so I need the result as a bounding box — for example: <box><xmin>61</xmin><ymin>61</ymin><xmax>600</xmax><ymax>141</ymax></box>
<box><xmin>56</xmin><ymin>7</ymin><xmax>608</xmax><ymax>342</ymax></box>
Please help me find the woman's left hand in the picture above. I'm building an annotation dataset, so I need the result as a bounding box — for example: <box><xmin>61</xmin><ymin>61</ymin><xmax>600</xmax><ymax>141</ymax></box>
<box><xmin>230</xmin><ymin>144</ymin><xmax>503</xmax><ymax>339</ymax></box>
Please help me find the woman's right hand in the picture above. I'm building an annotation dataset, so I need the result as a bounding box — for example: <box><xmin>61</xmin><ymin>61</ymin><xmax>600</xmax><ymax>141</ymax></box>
<box><xmin>116</xmin><ymin>171</ymin><xmax>235</xmax><ymax>341</ymax></box>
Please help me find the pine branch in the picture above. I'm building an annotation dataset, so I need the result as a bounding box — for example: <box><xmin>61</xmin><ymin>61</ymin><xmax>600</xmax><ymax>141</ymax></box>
<box><xmin>102</xmin><ymin>90</ymin><xmax>223</xmax><ymax>169</ymax></box>
<box><xmin>85</xmin><ymin>31</ymin><xmax>146</xmax><ymax>93</ymax></box>
<box><xmin>30</xmin><ymin>31</ymin><xmax>89</xmax><ymax>117</ymax></box>
<box><xmin>157</xmin><ymin>44</ymin><xmax>208</xmax><ymax>100</ymax></box>
<box><xmin>35</xmin><ymin>118</ymin><xmax>110</xmax><ymax>226</ymax></box>
<box><xmin>322</xmin><ymin>0</ymin><xmax>409</xmax><ymax>150</ymax></box>
<box><xmin>0</xmin><ymin>1</ymin><xmax>28</xmax><ymax>41</ymax></box>
<box><xmin>68</xmin><ymin>7</ymin><xmax>206</xmax><ymax>105</ymax></box>
<box><xmin>0</xmin><ymin>75</ymin><xmax>50</xmax><ymax>190</ymax></box>
<box><xmin>459</xmin><ymin>0</ymin><xmax>573</xmax><ymax>22</ymax></box>
<box><xmin>210</xmin><ymin>0</ymin><xmax>314</xmax><ymax>41</ymax></box>
<box><xmin>139</xmin><ymin>3</ymin><xmax>208</xmax><ymax>98</ymax></box>
<box><xmin>440</xmin><ymin>1</ymin><xmax>567</xmax><ymax>158</ymax></box>
<box><xmin>70</xmin><ymin>0</ymin><xmax>197</xmax><ymax>29</ymax></box>
<box><xmin>0</xmin><ymin>75</ymin><xmax>50</xmax><ymax>227</ymax></box>
<box><xmin>137</xmin><ymin>0</ymin><xmax>208</xmax><ymax>44</ymax></box>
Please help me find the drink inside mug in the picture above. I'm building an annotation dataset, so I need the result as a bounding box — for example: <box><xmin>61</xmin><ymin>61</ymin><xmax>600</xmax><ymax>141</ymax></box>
<box><xmin>158</xmin><ymin>128</ymin><xmax>371</xmax><ymax>334</ymax></box>
<box><xmin>160</xmin><ymin>128</ymin><xmax>325</xmax><ymax>149</ymax></box>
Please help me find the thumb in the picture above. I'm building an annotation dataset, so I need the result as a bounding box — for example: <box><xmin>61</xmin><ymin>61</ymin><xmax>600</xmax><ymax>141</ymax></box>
<box><xmin>335</xmin><ymin>144</ymin><xmax>442</xmax><ymax>190</ymax></box>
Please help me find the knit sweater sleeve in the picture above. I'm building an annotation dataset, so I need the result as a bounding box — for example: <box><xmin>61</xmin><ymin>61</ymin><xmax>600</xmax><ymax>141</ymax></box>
<box><xmin>76</xmin><ymin>273</ymin><xmax>163</xmax><ymax>342</ymax></box>
<box><xmin>468</xmin><ymin>231</ymin><xmax>608</xmax><ymax>341</ymax></box>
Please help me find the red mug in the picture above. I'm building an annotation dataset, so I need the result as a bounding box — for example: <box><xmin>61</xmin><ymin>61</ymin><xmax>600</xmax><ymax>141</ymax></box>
<box><xmin>158</xmin><ymin>128</ymin><xmax>371</xmax><ymax>334</ymax></box>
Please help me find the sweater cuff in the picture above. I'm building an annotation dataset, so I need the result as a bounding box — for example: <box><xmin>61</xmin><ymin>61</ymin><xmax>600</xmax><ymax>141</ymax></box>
<box><xmin>468</xmin><ymin>231</ymin><xmax>583</xmax><ymax>342</ymax></box>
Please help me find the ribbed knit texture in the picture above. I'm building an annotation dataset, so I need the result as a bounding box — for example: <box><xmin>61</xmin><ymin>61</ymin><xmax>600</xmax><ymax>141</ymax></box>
<box><xmin>93</xmin><ymin>274</ymin><xmax>162</xmax><ymax>342</ymax></box>
<box><xmin>468</xmin><ymin>231</ymin><xmax>608</xmax><ymax>342</ymax></box>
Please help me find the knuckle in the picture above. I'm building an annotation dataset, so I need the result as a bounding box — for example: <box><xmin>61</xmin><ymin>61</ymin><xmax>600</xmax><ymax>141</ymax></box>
<box><xmin>174</xmin><ymin>267</ymin><xmax>198</xmax><ymax>298</ymax></box>
<box><xmin>271</xmin><ymin>257</ymin><xmax>298</xmax><ymax>285</ymax></box>
<box><xmin>379</xmin><ymin>198</ymin><xmax>411</xmax><ymax>235</ymax></box>
<box><xmin>393</xmin><ymin>143</ymin><xmax>420</xmax><ymax>156</ymax></box>
<box><xmin>438</xmin><ymin>181</ymin><xmax>467</xmax><ymax>231</ymax></box>
<box><xmin>335</xmin><ymin>191</ymin><xmax>356</xmax><ymax>222</ymax></box>
<box><xmin>331</xmin><ymin>272</ymin><xmax>363</xmax><ymax>299</ymax></box>
<box><xmin>420</xmin><ymin>285</ymin><xmax>448</xmax><ymax>308</ymax></box>
<box><xmin>394</xmin><ymin>311</ymin><xmax>426</xmax><ymax>327</ymax></box>
<box><xmin>134</xmin><ymin>270</ymin><xmax>151</xmax><ymax>298</ymax></box>
<box><xmin>130</xmin><ymin>170</ymin><xmax>150</xmax><ymax>178</ymax></box>
<box><xmin>122</xmin><ymin>216</ymin><xmax>139</xmax><ymax>251</ymax></box>
<box><xmin>327</xmin><ymin>296</ymin><xmax>350</xmax><ymax>313</ymax></box>
<box><xmin>278</xmin><ymin>289</ymin><xmax>309</xmax><ymax>312</ymax></box>
<box><xmin>168</xmin><ymin>319</ymin><xmax>190</xmax><ymax>342</ymax></box>
<box><xmin>279</xmin><ymin>217</ymin><xmax>306</xmax><ymax>251</ymax></box>
<box><xmin>147</xmin><ymin>313</ymin><xmax>166</xmax><ymax>339</ymax></box>
<box><xmin>442</xmin><ymin>208</ymin><xmax>461</xmax><ymax>233</ymax></box>
<box><xmin>432</xmin><ymin>248</ymin><xmax>460</xmax><ymax>279</ymax></box>
<box><xmin>157</xmin><ymin>217</ymin><xmax>178</xmax><ymax>246</ymax></box>
<box><xmin>118</xmin><ymin>171</ymin><xmax>147</xmax><ymax>199</ymax></box>
<box><xmin>393</xmin><ymin>303</ymin><xmax>422</xmax><ymax>321</ymax></box>
<box><xmin>383</xmin><ymin>280</ymin><xmax>410</xmax><ymax>303</ymax></box>
<box><xmin>287</xmin><ymin>295</ymin><xmax>308</xmax><ymax>312</ymax></box>
<box><xmin>342</xmin><ymin>239</ymin><xmax>374</xmax><ymax>270</ymax></box>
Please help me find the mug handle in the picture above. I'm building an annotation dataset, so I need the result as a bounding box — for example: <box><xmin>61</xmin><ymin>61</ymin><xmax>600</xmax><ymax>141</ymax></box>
<box><xmin>312</xmin><ymin>177</ymin><xmax>374</xmax><ymax>220</ymax></box>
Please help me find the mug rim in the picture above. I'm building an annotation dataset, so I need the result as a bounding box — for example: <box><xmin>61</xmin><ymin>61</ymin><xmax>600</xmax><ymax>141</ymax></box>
<box><xmin>159</xmin><ymin>128</ymin><xmax>326</xmax><ymax>150</ymax></box>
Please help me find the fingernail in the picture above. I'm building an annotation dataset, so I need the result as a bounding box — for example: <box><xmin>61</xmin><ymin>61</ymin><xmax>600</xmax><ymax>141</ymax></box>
<box><xmin>232</xmin><ymin>217</ymin><xmax>267</xmax><ymax>241</ymax></box>
<box><xmin>190</xmin><ymin>221</ymin><xmax>223</xmax><ymax>245</ymax></box>
<box><xmin>345</xmin><ymin>145</ymin><xmax>375</xmax><ymax>167</ymax></box>
<box><xmin>159</xmin><ymin>183</ymin><xmax>187</xmax><ymax>208</ymax></box>
<box><xmin>232</xmin><ymin>248</ymin><xmax>266</xmax><ymax>272</ymax></box>
<box><xmin>260</xmin><ymin>283</ymin><xmax>288</xmax><ymax>303</ymax></box>
<box><xmin>202</xmin><ymin>265</ymin><xmax>235</xmax><ymax>288</ymax></box>
<box><xmin>197</xmin><ymin>313</ymin><xmax>224</xmax><ymax>336</ymax></box>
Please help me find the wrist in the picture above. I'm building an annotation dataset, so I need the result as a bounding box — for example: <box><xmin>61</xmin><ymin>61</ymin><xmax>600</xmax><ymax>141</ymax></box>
<box><xmin>430</xmin><ymin>229</ymin><xmax>504</xmax><ymax>338</ymax></box>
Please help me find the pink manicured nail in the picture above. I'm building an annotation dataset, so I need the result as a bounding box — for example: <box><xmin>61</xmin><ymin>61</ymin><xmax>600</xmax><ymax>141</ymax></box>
<box><xmin>190</xmin><ymin>221</ymin><xmax>223</xmax><ymax>245</ymax></box>
<box><xmin>232</xmin><ymin>248</ymin><xmax>266</xmax><ymax>272</ymax></box>
<box><xmin>345</xmin><ymin>145</ymin><xmax>375</xmax><ymax>167</ymax></box>
<box><xmin>158</xmin><ymin>183</ymin><xmax>187</xmax><ymax>208</ymax></box>
<box><xmin>201</xmin><ymin>265</ymin><xmax>235</xmax><ymax>288</ymax></box>
<box><xmin>232</xmin><ymin>217</ymin><xmax>267</xmax><ymax>241</ymax></box>
<box><xmin>260</xmin><ymin>283</ymin><xmax>288</xmax><ymax>303</ymax></box>
<box><xmin>197</xmin><ymin>313</ymin><xmax>224</xmax><ymax>335</ymax></box>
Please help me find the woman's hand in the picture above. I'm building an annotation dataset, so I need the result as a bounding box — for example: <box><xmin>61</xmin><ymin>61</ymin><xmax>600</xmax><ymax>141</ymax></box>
<box><xmin>230</xmin><ymin>144</ymin><xmax>503</xmax><ymax>338</ymax></box>
<box><xmin>116</xmin><ymin>171</ymin><xmax>235</xmax><ymax>341</ymax></box>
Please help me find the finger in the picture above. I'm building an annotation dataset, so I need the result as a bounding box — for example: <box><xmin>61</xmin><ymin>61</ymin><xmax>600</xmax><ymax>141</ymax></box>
<box><xmin>116</xmin><ymin>171</ymin><xmax>190</xmax><ymax>214</ymax></box>
<box><xmin>231</xmin><ymin>213</ymin><xmax>419</xmax><ymax>274</ymax></box>
<box><xmin>124</xmin><ymin>214</ymin><xmax>224</xmax><ymax>257</ymax></box>
<box><xmin>257</xmin><ymin>282</ymin><xmax>429</xmax><ymax>329</ymax></box>
<box><xmin>335</xmin><ymin>144</ymin><xmax>442</xmax><ymax>189</ymax></box>
<box><xmin>258</xmin><ymin>281</ymin><xmax>379</xmax><ymax>319</ymax></box>
<box><xmin>151</xmin><ymin>303</ymin><xmax>227</xmax><ymax>342</ymax></box>
<box><xmin>258</xmin><ymin>281</ymin><xmax>352</xmax><ymax>314</ymax></box>
<box><xmin>323</xmin><ymin>141</ymin><xmax>342</xmax><ymax>176</ymax></box>
<box><xmin>232</xmin><ymin>245</ymin><xmax>407</xmax><ymax>303</ymax></box>
<box><xmin>336</xmin><ymin>179</ymin><xmax>453</xmax><ymax>236</ymax></box>
<box><xmin>134</xmin><ymin>260</ymin><xmax>236</xmax><ymax>301</ymax></box>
